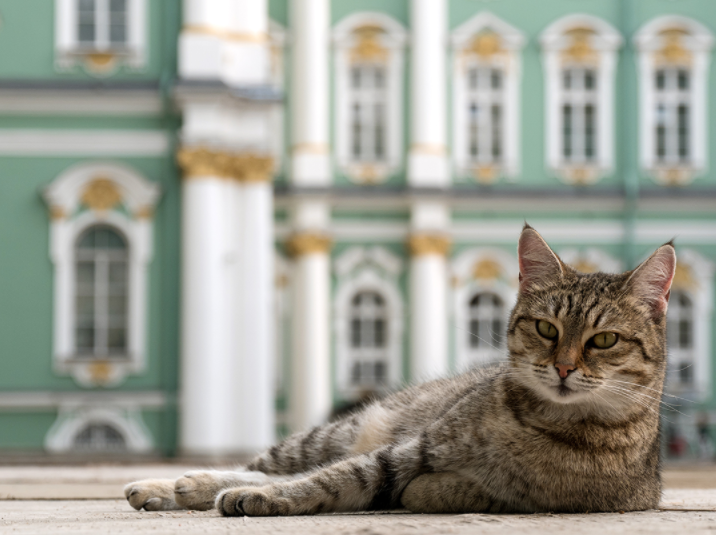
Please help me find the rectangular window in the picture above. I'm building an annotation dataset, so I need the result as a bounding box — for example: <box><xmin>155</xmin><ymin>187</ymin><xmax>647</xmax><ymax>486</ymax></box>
<box><xmin>653</xmin><ymin>68</ymin><xmax>692</xmax><ymax>165</ymax></box>
<box><xmin>561</xmin><ymin>68</ymin><xmax>598</xmax><ymax>164</ymax></box>
<box><xmin>466</xmin><ymin>66</ymin><xmax>504</xmax><ymax>166</ymax></box>
<box><xmin>75</xmin><ymin>0</ymin><xmax>128</xmax><ymax>50</ymax></box>
<box><xmin>348</xmin><ymin>64</ymin><xmax>388</xmax><ymax>163</ymax></box>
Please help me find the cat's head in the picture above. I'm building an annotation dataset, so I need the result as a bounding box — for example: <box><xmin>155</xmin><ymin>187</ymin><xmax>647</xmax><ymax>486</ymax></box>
<box><xmin>507</xmin><ymin>224</ymin><xmax>676</xmax><ymax>412</ymax></box>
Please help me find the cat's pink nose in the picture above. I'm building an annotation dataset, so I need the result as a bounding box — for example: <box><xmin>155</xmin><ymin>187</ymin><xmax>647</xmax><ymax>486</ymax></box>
<box><xmin>555</xmin><ymin>364</ymin><xmax>576</xmax><ymax>379</ymax></box>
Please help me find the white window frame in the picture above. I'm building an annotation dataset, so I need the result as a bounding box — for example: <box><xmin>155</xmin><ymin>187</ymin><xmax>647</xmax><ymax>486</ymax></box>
<box><xmin>663</xmin><ymin>249</ymin><xmax>714</xmax><ymax>401</ymax></box>
<box><xmin>55</xmin><ymin>0</ymin><xmax>147</xmax><ymax>71</ymax></box>
<box><xmin>333</xmin><ymin>13</ymin><xmax>407</xmax><ymax>184</ymax></box>
<box><xmin>541</xmin><ymin>15</ymin><xmax>622</xmax><ymax>184</ymax></box>
<box><xmin>451</xmin><ymin>248</ymin><xmax>518</xmax><ymax>370</ymax></box>
<box><xmin>45</xmin><ymin>406</ymin><xmax>153</xmax><ymax>454</ymax></box>
<box><xmin>334</xmin><ymin>247</ymin><xmax>404</xmax><ymax>399</ymax></box>
<box><xmin>43</xmin><ymin>162</ymin><xmax>160</xmax><ymax>388</ymax></box>
<box><xmin>451</xmin><ymin>12</ymin><xmax>524</xmax><ymax>183</ymax></box>
<box><xmin>635</xmin><ymin>16</ymin><xmax>714</xmax><ymax>185</ymax></box>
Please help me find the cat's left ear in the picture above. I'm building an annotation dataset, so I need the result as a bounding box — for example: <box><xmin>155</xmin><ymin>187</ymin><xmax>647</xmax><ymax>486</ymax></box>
<box><xmin>624</xmin><ymin>243</ymin><xmax>677</xmax><ymax>319</ymax></box>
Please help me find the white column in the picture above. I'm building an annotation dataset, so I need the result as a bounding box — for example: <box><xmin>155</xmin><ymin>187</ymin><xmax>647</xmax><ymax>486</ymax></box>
<box><xmin>234</xmin><ymin>180</ymin><xmax>275</xmax><ymax>450</ymax></box>
<box><xmin>287</xmin><ymin>0</ymin><xmax>332</xmax><ymax>431</ymax></box>
<box><xmin>290</xmin><ymin>0</ymin><xmax>331</xmax><ymax>185</ymax></box>
<box><xmin>408</xmin><ymin>0</ymin><xmax>448</xmax><ymax>186</ymax></box>
<box><xmin>180</xmin><ymin>175</ymin><xmax>237</xmax><ymax>454</ymax></box>
<box><xmin>408</xmin><ymin>202</ymin><xmax>450</xmax><ymax>382</ymax></box>
<box><xmin>180</xmin><ymin>0</ymin><xmax>270</xmax><ymax>85</ymax></box>
<box><xmin>289</xmin><ymin>236</ymin><xmax>332</xmax><ymax>431</ymax></box>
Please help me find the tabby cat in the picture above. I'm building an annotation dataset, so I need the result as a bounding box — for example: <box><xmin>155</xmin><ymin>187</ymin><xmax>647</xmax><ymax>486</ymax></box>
<box><xmin>125</xmin><ymin>225</ymin><xmax>676</xmax><ymax>515</ymax></box>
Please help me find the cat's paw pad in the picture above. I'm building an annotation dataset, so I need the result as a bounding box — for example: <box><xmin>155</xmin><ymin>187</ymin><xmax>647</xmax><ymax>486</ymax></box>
<box><xmin>216</xmin><ymin>487</ymin><xmax>285</xmax><ymax>517</ymax></box>
<box><xmin>124</xmin><ymin>479</ymin><xmax>182</xmax><ymax>511</ymax></box>
<box><xmin>174</xmin><ymin>471</ymin><xmax>221</xmax><ymax>510</ymax></box>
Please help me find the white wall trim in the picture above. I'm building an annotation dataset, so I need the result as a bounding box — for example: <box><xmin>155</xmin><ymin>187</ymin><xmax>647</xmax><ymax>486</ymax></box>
<box><xmin>43</xmin><ymin>162</ymin><xmax>160</xmax><ymax>388</ymax></box>
<box><xmin>635</xmin><ymin>15</ymin><xmax>714</xmax><ymax>185</ymax></box>
<box><xmin>541</xmin><ymin>14</ymin><xmax>622</xmax><ymax>184</ymax></box>
<box><xmin>0</xmin><ymin>391</ymin><xmax>167</xmax><ymax>410</ymax></box>
<box><xmin>451</xmin><ymin>247</ymin><xmax>518</xmax><ymax>370</ymax></box>
<box><xmin>0</xmin><ymin>130</ymin><xmax>170</xmax><ymax>156</ymax></box>
<box><xmin>333</xmin><ymin>12</ymin><xmax>407</xmax><ymax>183</ymax></box>
<box><xmin>333</xmin><ymin>246</ymin><xmax>404</xmax><ymax>398</ymax></box>
<box><xmin>45</xmin><ymin>407</ymin><xmax>153</xmax><ymax>453</ymax></box>
<box><xmin>451</xmin><ymin>11</ymin><xmax>525</xmax><ymax>182</ymax></box>
<box><xmin>0</xmin><ymin>91</ymin><xmax>162</xmax><ymax>116</ymax></box>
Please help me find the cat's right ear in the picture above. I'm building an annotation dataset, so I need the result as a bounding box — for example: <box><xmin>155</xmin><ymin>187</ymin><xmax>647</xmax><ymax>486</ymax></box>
<box><xmin>624</xmin><ymin>243</ymin><xmax>676</xmax><ymax>320</ymax></box>
<box><xmin>517</xmin><ymin>225</ymin><xmax>564</xmax><ymax>293</ymax></box>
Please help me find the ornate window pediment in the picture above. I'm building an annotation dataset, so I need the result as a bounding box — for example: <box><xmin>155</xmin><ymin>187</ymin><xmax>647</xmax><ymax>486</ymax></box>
<box><xmin>451</xmin><ymin>12</ymin><xmax>525</xmax><ymax>184</ymax></box>
<box><xmin>635</xmin><ymin>16</ymin><xmax>714</xmax><ymax>185</ymax></box>
<box><xmin>333</xmin><ymin>13</ymin><xmax>407</xmax><ymax>184</ymax></box>
<box><xmin>541</xmin><ymin>15</ymin><xmax>622</xmax><ymax>185</ymax></box>
<box><xmin>43</xmin><ymin>162</ymin><xmax>160</xmax><ymax>387</ymax></box>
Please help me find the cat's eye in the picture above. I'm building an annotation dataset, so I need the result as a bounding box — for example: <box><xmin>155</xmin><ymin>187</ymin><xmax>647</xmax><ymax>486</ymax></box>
<box><xmin>536</xmin><ymin>320</ymin><xmax>558</xmax><ymax>340</ymax></box>
<box><xmin>591</xmin><ymin>332</ymin><xmax>618</xmax><ymax>349</ymax></box>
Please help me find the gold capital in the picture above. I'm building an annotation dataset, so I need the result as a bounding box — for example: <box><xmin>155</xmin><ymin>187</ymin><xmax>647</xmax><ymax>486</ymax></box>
<box><xmin>286</xmin><ymin>233</ymin><xmax>332</xmax><ymax>257</ymax></box>
<box><xmin>407</xmin><ymin>234</ymin><xmax>452</xmax><ymax>257</ymax></box>
<box><xmin>177</xmin><ymin>147</ymin><xmax>273</xmax><ymax>182</ymax></box>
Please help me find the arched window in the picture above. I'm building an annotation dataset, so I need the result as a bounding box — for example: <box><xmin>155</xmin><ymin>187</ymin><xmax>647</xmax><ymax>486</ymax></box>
<box><xmin>452</xmin><ymin>13</ymin><xmax>524</xmax><ymax>183</ymax></box>
<box><xmin>467</xmin><ymin>292</ymin><xmax>505</xmax><ymax>365</ymax></box>
<box><xmin>334</xmin><ymin>14</ymin><xmax>406</xmax><ymax>183</ymax></box>
<box><xmin>667</xmin><ymin>290</ymin><xmax>695</xmax><ymax>389</ymax></box>
<box><xmin>541</xmin><ymin>16</ymin><xmax>622</xmax><ymax>184</ymax></box>
<box><xmin>73</xmin><ymin>423</ymin><xmax>127</xmax><ymax>452</ymax></box>
<box><xmin>635</xmin><ymin>17</ymin><xmax>714</xmax><ymax>185</ymax></box>
<box><xmin>348</xmin><ymin>291</ymin><xmax>388</xmax><ymax>388</ymax></box>
<box><xmin>75</xmin><ymin>225</ymin><xmax>129</xmax><ymax>357</ymax></box>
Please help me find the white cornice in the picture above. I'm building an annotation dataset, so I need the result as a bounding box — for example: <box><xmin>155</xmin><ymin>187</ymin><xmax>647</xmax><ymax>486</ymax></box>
<box><xmin>0</xmin><ymin>129</ymin><xmax>170</xmax><ymax>156</ymax></box>
<box><xmin>0</xmin><ymin>391</ymin><xmax>168</xmax><ymax>410</ymax></box>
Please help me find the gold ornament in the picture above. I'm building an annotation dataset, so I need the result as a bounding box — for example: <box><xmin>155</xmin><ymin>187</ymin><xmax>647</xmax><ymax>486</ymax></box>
<box><xmin>562</xmin><ymin>28</ymin><xmax>597</xmax><ymax>64</ymax></box>
<box><xmin>472</xmin><ymin>259</ymin><xmax>503</xmax><ymax>280</ymax></box>
<box><xmin>407</xmin><ymin>234</ymin><xmax>451</xmax><ymax>257</ymax></box>
<box><xmin>177</xmin><ymin>147</ymin><xmax>274</xmax><ymax>182</ymax></box>
<box><xmin>672</xmin><ymin>262</ymin><xmax>697</xmax><ymax>290</ymax></box>
<box><xmin>572</xmin><ymin>259</ymin><xmax>598</xmax><ymax>274</ymax></box>
<box><xmin>135</xmin><ymin>206</ymin><xmax>154</xmax><ymax>219</ymax></box>
<box><xmin>473</xmin><ymin>165</ymin><xmax>498</xmax><ymax>184</ymax></box>
<box><xmin>81</xmin><ymin>178</ymin><xmax>122</xmax><ymax>212</ymax></box>
<box><xmin>350</xmin><ymin>25</ymin><xmax>388</xmax><ymax>63</ymax></box>
<box><xmin>466</xmin><ymin>31</ymin><xmax>503</xmax><ymax>59</ymax></box>
<box><xmin>286</xmin><ymin>233</ymin><xmax>332</xmax><ymax>256</ymax></box>
<box><xmin>88</xmin><ymin>360</ymin><xmax>113</xmax><ymax>385</ymax></box>
<box><xmin>49</xmin><ymin>206</ymin><xmax>66</xmax><ymax>220</ymax></box>
<box><xmin>657</xmin><ymin>29</ymin><xmax>692</xmax><ymax>65</ymax></box>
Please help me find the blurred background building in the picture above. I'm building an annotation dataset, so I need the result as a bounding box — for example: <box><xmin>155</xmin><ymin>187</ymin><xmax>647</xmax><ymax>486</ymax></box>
<box><xmin>0</xmin><ymin>0</ymin><xmax>714</xmax><ymax>461</ymax></box>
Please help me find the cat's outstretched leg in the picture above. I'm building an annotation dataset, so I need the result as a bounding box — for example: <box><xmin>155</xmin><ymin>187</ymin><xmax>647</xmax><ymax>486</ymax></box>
<box><xmin>400</xmin><ymin>472</ymin><xmax>505</xmax><ymax>513</ymax></box>
<box><xmin>216</xmin><ymin>438</ymin><xmax>428</xmax><ymax>516</ymax></box>
<box><xmin>124</xmin><ymin>470</ymin><xmax>295</xmax><ymax>511</ymax></box>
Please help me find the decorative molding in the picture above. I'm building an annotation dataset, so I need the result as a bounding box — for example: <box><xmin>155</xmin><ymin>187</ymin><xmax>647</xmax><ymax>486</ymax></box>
<box><xmin>0</xmin><ymin>129</ymin><xmax>169</xmax><ymax>156</ymax></box>
<box><xmin>176</xmin><ymin>147</ymin><xmax>274</xmax><ymax>182</ymax></box>
<box><xmin>541</xmin><ymin>14</ymin><xmax>622</xmax><ymax>184</ymax></box>
<box><xmin>407</xmin><ymin>234</ymin><xmax>452</xmax><ymax>256</ymax></box>
<box><xmin>0</xmin><ymin>391</ymin><xmax>167</xmax><ymax>410</ymax></box>
<box><xmin>334</xmin><ymin>12</ymin><xmax>407</xmax><ymax>184</ymax></box>
<box><xmin>81</xmin><ymin>178</ymin><xmax>123</xmax><ymax>212</ymax></box>
<box><xmin>0</xmin><ymin>90</ymin><xmax>162</xmax><ymax>116</ymax></box>
<box><xmin>451</xmin><ymin>12</ymin><xmax>525</xmax><ymax>182</ymax></box>
<box><xmin>635</xmin><ymin>16</ymin><xmax>714</xmax><ymax>185</ymax></box>
<box><xmin>43</xmin><ymin>162</ymin><xmax>160</xmax><ymax>388</ymax></box>
<box><xmin>286</xmin><ymin>233</ymin><xmax>332</xmax><ymax>256</ymax></box>
<box><xmin>45</xmin><ymin>407</ymin><xmax>153</xmax><ymax>454</ymax></box>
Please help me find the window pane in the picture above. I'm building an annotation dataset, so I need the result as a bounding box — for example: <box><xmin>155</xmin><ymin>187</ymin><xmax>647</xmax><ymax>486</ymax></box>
<box><xmin>374</xmin><ymin>103</ymin><xmax>385</xmax><ymax>160</ymax></box>
<box><xmin>351</xmin><ymin>362</ymin><xmax>362</xmax><ymax>384</ymax></box>
<box><xmin>678</xmin><ymin>363</ymin><xmax>693</xmax><ymax>385</ymax></box>
<box><xmin>656</xmin><ymin>70</ymin><xmax>666</xmax><ymax>90</ymax></box>
<box><xmin>77</xmin><ymin>262</ymin><xmax>95</xmax><ymax>285</ymax></box>
<box><xmin>491</xmin><ymin>104</ymin><xmax>502</xmax><ymax>159</ymax></box>
<box><xmin>74</xmin><ymin>424</ymin><xmax>126</xmax><ymax>452</ymax></box>
<box><xmin>492</xmin><ymin>319</ymin><xmax>503</xmax><ymax>347</ymax></box>
<box><xmin>678</xmin><ymin>319</ymin><xmax>692</xmax><ymax>348</ymax></box>
<box><xmin>678</xmin><ymin>70</ymin><xmax>690</xmax><ymax>90</ymax></box>
<box><xmin>563</xmin><ymin>70</ymin><xmax>571</xmax><ymax>90</ymax></box>
<box><xmin>469</xmin><ymin>319</ymin><xmax>480</xmax><ymax>348</ymax></box>
<box><xmin>78</xmin><ymin>0</ymin><xmax>96</xmax><ymax>43</ymax></box>
<box><xmin>585</xmin><ymin>70</ymin><xmax>596</xmax><ymax>90</ymax></box>
<box><xmin>656</xmin><ymin>105</ymin><xmax>666</xmax><ymax>160</ymax></box>
<box><xmin>374</xmin><ymin>361</ymin><xmax>386</xmax><ymax>383</ymax></box>
<box><xmin>76</xmin><ymin>327</ymin><xmax>95</xmax><ymax>352</ymax></box>
<box><xmin>108</xmin><ymin>328</ymin><xmax>126</xmax><ymax>351</ymax></box>
<box><xmin>469</xmin><ymin>104</ymin><xmax>478</xmax><ymax>157</ymax></box>
<box><xmin>585</xmin><ymin>104</ymin><xmax>595</xmax><ymax>160</ymax></box>
<box><xmin>491</xmin><ymin>69</ymin><xmax>502</xmax><ymax>89</ymax></box>
<box><xmin>678</xmin><ymin>104</ymin><xmax>689</xmax><ymax>160</ymax></box>
<box><xmin>352</xmin><ymin>103</ymin><xmax>362</xmax><ymax>158</ymax></box>
<box><xmin>563</xmin><ymin>105</ymin><xmax>572</xmax><ymax>159</ymax></box>
<box><xmin>351</xmin><ymin>319</ymin><xmax>361</xmax><ymax>347</ymax></box>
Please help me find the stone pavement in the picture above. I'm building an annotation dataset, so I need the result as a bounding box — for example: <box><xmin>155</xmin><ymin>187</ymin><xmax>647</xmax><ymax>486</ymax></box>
<box><xmin>0</xmin><ymin>465</ymin><xmax>714</xmax><ymax>534</ymax></box>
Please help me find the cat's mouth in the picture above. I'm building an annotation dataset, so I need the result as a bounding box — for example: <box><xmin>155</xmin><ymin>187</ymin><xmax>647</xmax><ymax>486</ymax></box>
<box><xmin>556</xmin><ymin>384</ymin><xmax>574</xmax><ymax>397</ymax></box>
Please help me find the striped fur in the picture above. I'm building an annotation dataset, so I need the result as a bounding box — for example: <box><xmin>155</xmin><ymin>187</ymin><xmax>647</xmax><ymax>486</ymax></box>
<box><xmin>125</xmin><ymin>226</ymin><xmax>675</xmax><ymax>516</ymax></box>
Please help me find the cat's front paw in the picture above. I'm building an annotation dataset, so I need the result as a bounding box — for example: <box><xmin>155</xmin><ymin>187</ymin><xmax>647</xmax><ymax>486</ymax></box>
<box><xmin>216</xmin><ymin>487</ymin><xmax>287</xmax><ymax>517</ymax></box>
<box><xmin>174</xmin><ymin>471</ymin><xmax>224</xmax><ymax>510</ymax></box>
<box><xmin>124</xmin><ymin>479</ymin><xmax>183</xmax><ymax>511</ymax></box>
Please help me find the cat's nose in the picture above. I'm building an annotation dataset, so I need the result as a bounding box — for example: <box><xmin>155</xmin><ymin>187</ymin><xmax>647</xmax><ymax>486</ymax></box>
<box><xmin>554</xmin><ymin>364</ymin><xmax>576</xmax><ymax>379</ymax></box>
